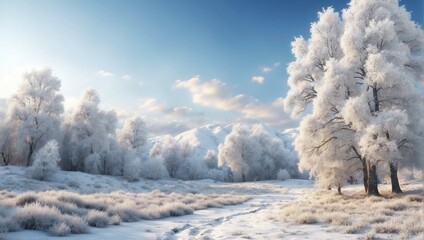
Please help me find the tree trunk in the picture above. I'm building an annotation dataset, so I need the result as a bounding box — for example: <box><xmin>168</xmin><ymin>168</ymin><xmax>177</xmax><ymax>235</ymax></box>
<box><xmin>337</xmin><ymin>185</ymin><xmax>342</xmax><ymax>194</ymax></box>
<box><xmin>26</xmin><ymin>147</ymin><xmax>34</xmax><ymax>166</ymax></box>
<box><xmin>1</xmin><ymin>152</ymin><xmax>9</xmax><ymax>166</ymax></box>
<box><xmin>367</xmin><ymin>164</ymin><xmax>380</xmax><ymax>196</ymax></box>
<box><xmin>362</xmin><ymin>160</ymin><xmax>368</xmax><ymax>193</ymax></box>
<box><xmin>390</xmin><ymin>163</ymin><xmax>402</xmax><ymax>194</ymax></box>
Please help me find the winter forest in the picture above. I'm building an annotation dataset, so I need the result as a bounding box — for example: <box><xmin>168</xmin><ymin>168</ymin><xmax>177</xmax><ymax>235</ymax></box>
<box><xmin>0</xmin><ymin>0</ymin><xmax>423</xmax><ymax>239</ymax></box>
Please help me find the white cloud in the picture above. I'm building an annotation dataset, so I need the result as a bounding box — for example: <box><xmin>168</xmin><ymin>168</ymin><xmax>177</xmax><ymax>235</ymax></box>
<box><xmin>97</xmin><ymin>70</ymin><xmax>114</xmax><ymax>77</ymax></box>
<box><xmin>138</xmin><ymin>81</ymin><xmax>144</xmax><ymax>86</ymax></box>
<box><xmin>175</xmin><ymin>76</ymin><xmax>297</xmax><ymax>129</ymax></box>
<box><xmin>140</xmin><ymin>98</ymin><xmax>164</xmax><ymax>112</ymax></box>
<box><xmin>273</xmin><ymin>62</ymin><xmax>281</xmax><ymax>67</ymax></box>
<box><xmin>175</xmin><ymin>76</ymin><xmax>255</xmax><ymax>110</ymax></box>
<box><xmin>121</xmin><ymin>74</ymin><xmax>131</xmax><ymax>80</ymax></box>
<box><xmin>140</xmin><ymin>98</ymin><xmax>201</xmax><ymax>119</ymax></box>
<box><xmin>262</xmin><ymin>67</ymin><xmax>272</xmax><ymax>73</ymax></box>
<box><xmin>251</xmin><ymin>76</ymin><xmax>265</xmax><ymax>84</ymax></box>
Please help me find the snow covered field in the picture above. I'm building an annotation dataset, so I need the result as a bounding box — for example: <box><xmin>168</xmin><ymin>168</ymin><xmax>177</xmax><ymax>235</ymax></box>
<box><xmin>1</xmin><ymin>166</ymin><xmax>422</xmax><ymax>240</ymax></box>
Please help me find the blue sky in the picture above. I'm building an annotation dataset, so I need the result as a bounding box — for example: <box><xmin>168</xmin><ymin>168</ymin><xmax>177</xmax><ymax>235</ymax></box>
<box><xmin>0</xmin><ymin>0</ymin><xmax>422</xmax><ymax>135</ymax></box>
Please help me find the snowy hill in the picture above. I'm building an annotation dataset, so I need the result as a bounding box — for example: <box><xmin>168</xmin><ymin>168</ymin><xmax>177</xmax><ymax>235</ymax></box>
<box><xmin>149</xmin><ymin>123</ymin><xmax>299</xmax><ymax>160</ymax></box>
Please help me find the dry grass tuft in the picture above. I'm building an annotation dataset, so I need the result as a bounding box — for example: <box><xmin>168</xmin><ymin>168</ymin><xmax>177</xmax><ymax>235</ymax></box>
<box><xmin>0</xmin><ymin>189</ymin><xmax>250</xmax><ymax>236</ymax></box>
<box><xmin>277</xmin><ymin>185</ymin><xmax>423</xmax><ymax>239</ymax></box>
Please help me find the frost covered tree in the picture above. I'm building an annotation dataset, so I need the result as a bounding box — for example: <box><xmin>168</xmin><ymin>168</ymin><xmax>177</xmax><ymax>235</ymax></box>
<box><xmin>203</xmin><ymin>150</ymin><xmax>218</xmax><ymax>169</ymax></box>
<box><xmin>0</xmin><ymin>121</ymin><xmax>15</xmax><ymax>166</ymax></box>
<box><xmin>28</xmin><ymin>140</ymin><xmax>60</xmax><ymax>180</ymax></box>
<box><xmin>285</xmin><ymin>0</ymin><xmax>424</xmax><ymax>195</ymax></box>
<box><xmin>149</xmin><ymin>136</ymin><xmax>189</xmax><ymax>178</ymax></box>
<box><xmin>118</xmin><ymin>116</ymin><xmax>147</xmax><ymax>155</ymax></box>
<box><xmin>284</xmin><ymin>7</ymin><xmax>343</xmax><ymax>117</ymax></box>
<box><xmin>294</xmin><ymin>59</ymin><xmax>362</xmax><ymax>194</ymax></box>
<box><xmin>62</xmin><ymin>89</ymin><xmax>118</xmax><ymax>174</ymax></box>
<box><xmin>218</xmin><ymin>124</ymin><xmax>259</xmax><ymax>182</ymax></box>
<box><xmin>218</xmin><ymin>123</ymin><xmax>298</xmax><ymax>182</ymax></box>
<box><xmin>340</xmin><ymin>0</ymin><xmax>424</xmax><ymax>194</ymax></box>
<box><xmin>9</xmin><ymin>68</ymin><xmax>64</xmax><ymax>166</ymax></box>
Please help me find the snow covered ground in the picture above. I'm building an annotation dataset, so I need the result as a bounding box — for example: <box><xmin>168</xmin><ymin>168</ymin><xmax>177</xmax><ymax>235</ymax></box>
<box><xmin>0</xmin><ymin>166</ymin><xmax>422</xmax><ymax>240</ymax></box>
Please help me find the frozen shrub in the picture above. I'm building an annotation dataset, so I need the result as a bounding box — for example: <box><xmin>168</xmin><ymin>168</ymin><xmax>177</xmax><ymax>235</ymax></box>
<box><xmin>15</xmin><ymin>192</ymin><xmax>39</xmax><ymax>206</ymax></box>
<box><xmin>56</xmin><ymin>192</ymin><xmax>85</xmax><ymax>208</ymax></box>
<box><xmin>140</xmin><ymin>159</ymin><xmax>169</xmax><ymax>180</ymax></box>
<box><xmin>294</xmin><ymin>212</ymin><xmax>318</xmax><ymax>224</ymax></box>
<box><xmin>62</xmin><ymin>215</ymin><xmax>88</xmax><ymax>234</ymax></box>
<box><xmin>107</xmin><ymin>202</ymin><xmax>141</xmax><ymax>222</ymax></box>
<box><xmin>49</xmin><ymin>222</ymin><xmax>71</xmax><ymax>236</ymax></box>
<box><xmin>123</xmin><ymin>157</ymin><xmax>141</xmax><ymax>182</ymax></box>
<box><xmin>277</xmin><ymin>169</ymin><xmax>291</xmax><ymax>181</ymax></box>
<box><xmin>14</xmin><ymin>202</ymin><xmax>62</xmax><ymax>230</ymax></box>
<box><xmin>162</xmin><ymin>203</ymin><xmax>193</xmax><ymax>217</ymax></box>
<box><xmin>28</xmin><ymin>140</ymin><xmax>60</xmax><ymax>181</ymax></box>
<box><xmin>362</xmin><ymin>229</ymin><xmax>376</xmax><ymax>240</ymax></box>
<box><xmin>86</xmin><ymin>210</ymin><xmax>109</xmax><ymax>227</ymax></box>
<box><xmin>110</xmin><ymin>215</ymin><xmax>121</xmax><ymax>225</ymax></box>
<box><xmin>0</xmin><ymin>218</ymin><xmax>20</xmax><ymax>233</ymax></box>
<box><xmin>41</xmin><ymin>198</ymin><xmax>87</xmax><ymax>216</ymax></box>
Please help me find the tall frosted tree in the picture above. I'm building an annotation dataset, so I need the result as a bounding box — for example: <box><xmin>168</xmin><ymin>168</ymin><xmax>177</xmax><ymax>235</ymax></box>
<box><xmin>9</xmin><ymin>68</ymin><xmax>64</xmax><ymax>166</ymax></box>
<box><xmin>340</xmin><ymin>0</ymin><xmax>424</xmax><ymax>194</ymax></box>
<box><xmin>285</xmin><ymin>0</ymin><xmax>424</xmax><ymax>195</ymax></box>
<box><xmin>284</xmin><ymin>8</ymin><xmax>359</xmax><ymax>193</ymax></box>
<box><xmin>118</xmin><ymin>116</ymin><xmax>147</xmax><ymax>155</ymax></box>
<box><xmin>284</xmin><ymin>7</ymin><xmax>344</xmax><ymax>118</ymax></box>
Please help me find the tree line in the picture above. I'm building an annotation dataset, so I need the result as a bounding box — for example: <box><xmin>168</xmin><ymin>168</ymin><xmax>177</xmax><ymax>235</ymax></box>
<box><xmin>0</xmin><ymin>69</ymin><xmax>298</xmax><ymax>182</ymax></box>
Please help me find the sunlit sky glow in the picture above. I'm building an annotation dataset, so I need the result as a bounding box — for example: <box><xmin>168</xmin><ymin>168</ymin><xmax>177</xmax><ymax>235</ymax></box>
<box><xmin>0</xmin><ymin>0</ymin><xmax>422</xmax><ymax>136</ymax></box>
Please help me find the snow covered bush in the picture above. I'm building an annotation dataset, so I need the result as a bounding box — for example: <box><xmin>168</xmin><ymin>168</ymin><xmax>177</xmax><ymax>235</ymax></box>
<box><xmin>139</xmin><ymin>158</ymin><xmax>169</xmax><ymax>180</ymax></box>
<box><xmin>49</xmin><ymin>222</ymin><xmax>71</xmax><ymax>236</ymax></box>
<box><xmin>277</xmin><ymin>169</ymin><xmax>291</xmax><ymax>181</ymax></box>
<box><xmin>86</xmin><ymin>210</ymin><xmax>110</xmax><ymax>227</ymax></box>
<box><xmin>28</xmin><ymin>140</ymin><xmax>60</xmax><ymax>181</ymax></box>
<box><xmin>13</xmin><ymin>202</ymin><xmax>88</xmax><ymax>233</ymax></box>
<box><xmin>123</xmin><ymin>156</ymin><xmax>141</xmax><ymax>182</ymax></box>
